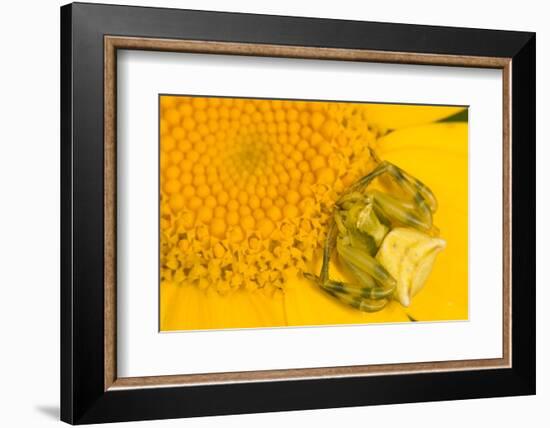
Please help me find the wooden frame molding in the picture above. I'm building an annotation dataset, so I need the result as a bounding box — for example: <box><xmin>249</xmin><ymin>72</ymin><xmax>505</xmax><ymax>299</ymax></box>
<box><xmin>104</xmin><ymin>35</ymin><xmax>512</xmax><ymax>391</ymax></box>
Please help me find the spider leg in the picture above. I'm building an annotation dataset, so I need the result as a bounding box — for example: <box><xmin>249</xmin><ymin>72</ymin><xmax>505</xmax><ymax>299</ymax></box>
<box><xmin>303</xmin><ymin>219</ymin><xmax>339</xmax><ymax>285</ymax></box>
<box><xmin>341</xmin><ymin>260</ymin><xmax>396</xmax><ymax>299</ymax></box>
<box><xmin>322</xmin><ymin>281</ymin><xmax>390</xmax><ymax>312</ymax></box>
<box><xmin>394</xmin><ymin>165</ymin><xmax>438</xmax><ymax>213</ymax></box>
<box><xmin>336</xmin><ymin>238</ymin><xmax>397</xmax><ymax>291</ymax></box>
<box><xmin>342</xmin><ymin>161</ymin><xmax>437</xmax><ymax>230</ymax></box>
<box><xmin>303</xmin><ymin>220</ymin><xmax>393</xmax><ymax>311</ymax></box>
<box><xmin>339</xmin><ymin>161</ymin><xmax>389</xmax><ymax>197</ymax></box>
<box><xmin>368</xmin><ymin>148</ymin><xmax>437</xmax><ymax>212</ymax></box>
<box><xmin>371</xmin><ymin>190</ymin><xmax>433</xmax><ymax>232</ymax></box>
<box><xmin>357</xmin><ymin>161</ymin><xmax>436</xmax><ymax>232</ymax></box>
<box><xmin>320</xmin><ymin>220</ymin><xmax>338</xmax><ymax>283</ymax></box>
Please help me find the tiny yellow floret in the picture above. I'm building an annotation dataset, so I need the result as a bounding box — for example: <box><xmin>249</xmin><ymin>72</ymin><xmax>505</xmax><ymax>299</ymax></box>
<box><xmin>160</xmin><ymin>96</ymin><xmax>377</xmax><ymax>294</ymax></box>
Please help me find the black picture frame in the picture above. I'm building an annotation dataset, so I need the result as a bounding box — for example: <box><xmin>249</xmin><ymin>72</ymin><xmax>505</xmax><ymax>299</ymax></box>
<box><xmin>61</xmin><ymin>2</ymin><xmax>535</xmax><ymax>424</ymax></box>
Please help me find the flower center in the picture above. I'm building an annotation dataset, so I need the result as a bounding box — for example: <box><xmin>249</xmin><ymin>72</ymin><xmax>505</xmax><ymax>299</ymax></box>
<box><xmin>160</xmin><ymin>97</ymin><xmax>379</xmax><ymax>295</ymax></box>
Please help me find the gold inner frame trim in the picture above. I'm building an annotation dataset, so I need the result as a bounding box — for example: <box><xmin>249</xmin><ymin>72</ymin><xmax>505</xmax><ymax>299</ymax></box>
<box><xmin>104</xmin><ymin>35</ymin><xmax>512</xmax><ymax>391</ymax></box>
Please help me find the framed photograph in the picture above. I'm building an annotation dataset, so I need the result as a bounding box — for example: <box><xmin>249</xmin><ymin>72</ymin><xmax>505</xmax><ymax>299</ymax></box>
<box><xmin>60</xmin><ymin>2</ymin><xmax>535</xmax><ymax>424</ymax></box>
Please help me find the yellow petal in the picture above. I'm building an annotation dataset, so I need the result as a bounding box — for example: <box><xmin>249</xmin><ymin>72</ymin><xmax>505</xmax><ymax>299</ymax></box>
<box><xmin>160</xmin><ymin>282</ymin><xmax>286</xmax><ymax>331</ymax></box>
<box><xmin>376</xmin><ymin>123</ymin><xmax>468</xmax><ymax>321</ymax></box>
<box><xmin>364</xmin><ymin>104</ymin><xmax>465</xmax><ymax>132</ymax></box>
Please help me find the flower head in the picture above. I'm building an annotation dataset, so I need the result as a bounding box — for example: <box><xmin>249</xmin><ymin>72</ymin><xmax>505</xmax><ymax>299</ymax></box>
<box><xmin>160</xmin><ymin>97</ymin><xmax>379</xmax><ymax>295</ymax></box>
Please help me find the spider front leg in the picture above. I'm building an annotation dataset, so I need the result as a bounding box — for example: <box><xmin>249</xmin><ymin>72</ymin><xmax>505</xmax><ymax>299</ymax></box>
<box><xmin>303</xmin><ymin>222</ymin><xmax>393</xmax><ymax>312</ymax></box>
<box><xmin>304</xmin><ymin>273</ymin><xmax>392</xmax><ymax>313</ymax></box>
<box><xmin>336</xmin><ymin>236</ymin><xmax>396</xmax><ymax>292</ymax></box>
<box><xmin>348</xmin><ymin>160</ymin><xmax>438</xmax><ymax>233</ymax></box>
<box><xmin>366</xmin><ymin>150</ymin><xmax>438</xmax><ymax>213</ymax></box>
<box><xmin>322</xmin><ymin>279</ymin><xmax>390</xmax><ymax>312</ymax></box>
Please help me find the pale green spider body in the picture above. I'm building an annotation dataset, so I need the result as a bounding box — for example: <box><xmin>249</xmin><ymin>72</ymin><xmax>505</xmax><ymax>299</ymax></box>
<box><xmin>305</xmin><ymin>155</ymin><xmax>445</xmax><ymax>312</ymax></box>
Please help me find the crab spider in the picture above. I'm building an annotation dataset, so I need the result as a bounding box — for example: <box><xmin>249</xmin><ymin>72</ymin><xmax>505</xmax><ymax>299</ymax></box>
<box><xmin>304</xmin><ymin>154</ymin><xmax>444</xmax><ymax>312</ymax></box>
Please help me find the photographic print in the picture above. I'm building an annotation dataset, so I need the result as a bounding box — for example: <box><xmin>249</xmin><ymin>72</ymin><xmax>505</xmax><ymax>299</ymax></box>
<box><xmin>159</xmin><ymin>96</ymin><xmax>468</xmax><ymax>331</ymax></box>
<box><xmin>62</xmin><ymin>5</ymin><xmax>534</xmax><ymax>422</ymax></box>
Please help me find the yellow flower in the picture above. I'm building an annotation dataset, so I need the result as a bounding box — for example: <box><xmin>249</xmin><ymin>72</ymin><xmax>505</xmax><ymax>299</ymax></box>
<box><xmin>159</xmin><ymin>99</ymin><xmax>468</xmax><ymax>330</ymax></box>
